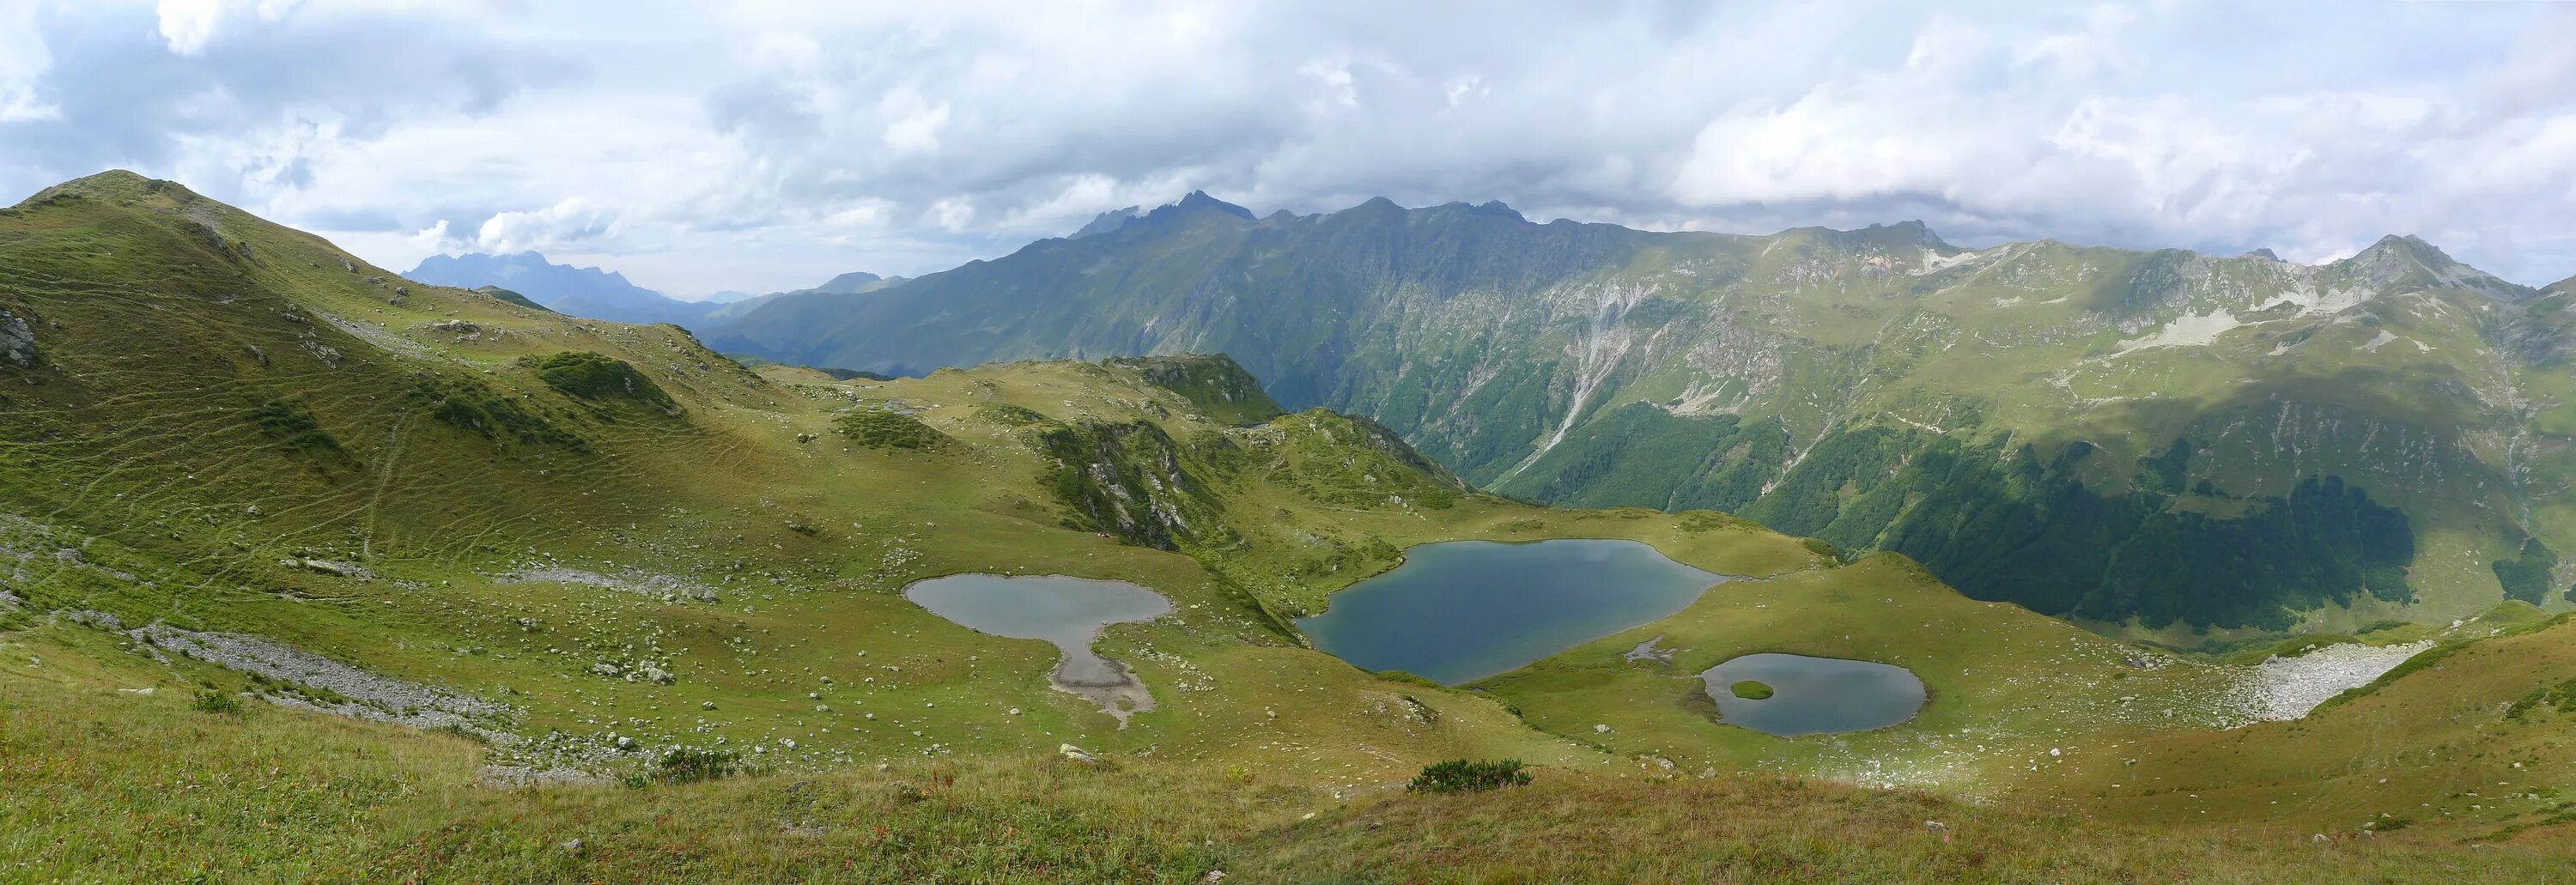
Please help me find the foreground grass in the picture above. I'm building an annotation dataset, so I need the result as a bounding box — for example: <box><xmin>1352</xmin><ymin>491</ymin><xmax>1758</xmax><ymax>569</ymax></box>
<box><xmin>6</xmin><ymin>639</ymin><xmax>2570</xmax><ymax>884</ymax></box>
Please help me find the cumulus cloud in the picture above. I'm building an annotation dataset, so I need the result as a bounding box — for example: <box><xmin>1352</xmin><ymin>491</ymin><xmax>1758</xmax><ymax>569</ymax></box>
<box><xmin>472</xmin><ymin>198</ymin><xmax>616</xmax><ymax>254</ymax></box>
<box><xmin>156</xmin><ymin>0</ymin><xmax>302</xmax><ymax>57</ymax></box>
<box><xmin>2</xmin><ymin>0</ymin><xmax>2573</xmax><ymax>295</ymax></box>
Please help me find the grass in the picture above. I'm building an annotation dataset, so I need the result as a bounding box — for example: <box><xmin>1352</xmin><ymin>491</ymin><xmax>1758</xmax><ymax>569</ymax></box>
<box><xmin>1729</xmin><ymin>680</ymin><xmax>1774</xmax><ymax>700</ymax></box>
<box><xmin>5</xmin><ymin>645</ymin><xmax>2567</xmax><ymax>883</ymax></box>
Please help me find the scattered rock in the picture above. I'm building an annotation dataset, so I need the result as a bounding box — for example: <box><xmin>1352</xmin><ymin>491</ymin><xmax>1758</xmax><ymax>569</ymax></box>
<box><xmin>1059</xmin><ymin>743</ymin><xmax>1099</xmax><ymax>765</ymax></box>
<box><xmin>281</xmin><ymin>558</ymin><xmax>374</xmax><ymax>579</ymax></box>
<box><xmin>1621</xmin><ymin>634</ymin><xmax>1676</xmax><ymax>665</ymax></box>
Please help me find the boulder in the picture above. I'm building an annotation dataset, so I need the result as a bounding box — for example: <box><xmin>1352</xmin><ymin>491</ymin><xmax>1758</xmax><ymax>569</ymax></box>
<box><xmin>1</xmin><ymin>310</ymin><xmax>36</xmax><ymax>367</ymax></box>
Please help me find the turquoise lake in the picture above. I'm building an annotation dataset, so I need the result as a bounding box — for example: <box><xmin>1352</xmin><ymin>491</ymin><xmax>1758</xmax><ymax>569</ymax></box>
<box><xmin>1296</xmin><ymin>538</ymin><xmax>1728</xmax><ymax>685</ymax></box>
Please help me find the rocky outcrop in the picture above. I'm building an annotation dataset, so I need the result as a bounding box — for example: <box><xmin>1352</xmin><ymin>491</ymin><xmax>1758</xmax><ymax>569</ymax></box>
<box><xmin>1</xmin><ymin>309</ymin><xmax>35</xmax><ymax>367</ymax></box>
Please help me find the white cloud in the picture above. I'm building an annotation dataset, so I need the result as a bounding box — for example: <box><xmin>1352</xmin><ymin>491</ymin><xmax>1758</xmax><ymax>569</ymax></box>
<box><xmin>3</xmin><ymin>0</ymin><xmax>2572</xmax><ymax>295</ymax></box>
<box><xmin>0</xmin><ymin>3</ymin><xmax>57</xmax><ymax>122</ymax></box>
<box><xmin>882</xmin><ymin>99</ymin><xmax>950</xmax><ymax>154</ymax></box>
<box><xmin>156</xmin><ymin>0</ymin><xmax>301</xmax><ymax>57</ymax></box>
<box><xmin>475</xmin><ymin>198</ymin><xmax>615</xmax><ymax>254</ymax></box>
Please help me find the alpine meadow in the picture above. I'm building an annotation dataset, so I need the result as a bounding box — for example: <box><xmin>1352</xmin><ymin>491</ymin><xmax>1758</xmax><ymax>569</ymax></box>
<box><xmin>6</xmin><ymin>3</ymin><xmax>2576</xmax><ymax>883</ymax></box>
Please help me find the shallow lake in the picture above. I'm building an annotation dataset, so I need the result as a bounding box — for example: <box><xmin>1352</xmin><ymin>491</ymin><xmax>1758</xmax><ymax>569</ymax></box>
<box><xmin>902</xmin><ymin>573</ymin><xmax>1172</xmax><ymax>722</ymax></box>
<box><xmin>1297</xmin><ymin>538</ymin><xmax>1728</xmax><ymax>685</ymax></box>
<box><xmin>1698</xmin><ymin>653</ymin><xmax>1927</xmax><ymax>736</ymax></box>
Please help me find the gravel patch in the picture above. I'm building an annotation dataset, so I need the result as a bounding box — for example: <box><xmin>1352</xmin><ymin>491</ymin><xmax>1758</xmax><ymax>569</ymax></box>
<box><xmin>126</xmin><ymin>621</ymin><xmax>521</xmax><ymax>743</ymax></box>
<box><xmin>2231</xmin><ymin>640</ymin><xmax>2435</xmax><ymax>721</ymax></box>
<box><xmin>497</xmin><ymin>565</ymin><xmax>719</xmax><ymax>602</ymax></box>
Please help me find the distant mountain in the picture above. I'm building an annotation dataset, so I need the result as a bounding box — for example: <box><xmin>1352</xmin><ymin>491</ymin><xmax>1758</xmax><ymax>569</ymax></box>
<box><xmin>710</xmin><ymin>191</ymin><xmax>2576</xmax><ymax>633</ymax></box>
<box><xmin>404</xmin><ymin>252</ymin><xmax>712</xmax><ymax>326</ymax></box>
<box><xmin>700</xmin><ymin>270</ymin><xmax>904</xmax><ymax>324</ymax></box>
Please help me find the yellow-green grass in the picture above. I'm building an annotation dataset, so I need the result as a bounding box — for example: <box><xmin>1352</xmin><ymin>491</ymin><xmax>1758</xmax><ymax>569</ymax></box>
<box><xmin>2043</xmin><ymin>615</ymin><xmax>2576</xmax><ymax>843</ymax></box>
<box><xmin>8</xmin><ymin>630</ymin><xmax>2568</xmax><ymax>883</ymax></box>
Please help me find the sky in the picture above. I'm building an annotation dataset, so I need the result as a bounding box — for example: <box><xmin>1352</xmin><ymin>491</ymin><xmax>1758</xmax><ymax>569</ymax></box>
<box><xmin>3</xmin><ymin>1</ymin><xmax>2574</xmax><ymax>300</ymax></box>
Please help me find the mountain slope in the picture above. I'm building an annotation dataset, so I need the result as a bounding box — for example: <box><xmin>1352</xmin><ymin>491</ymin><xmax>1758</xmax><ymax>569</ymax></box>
<box><xmin>406</xmin><ymin>251</ymin><xmax>713</xmax><ymax>326</ymax></box>
<box><xmin>699</xmin><ymin>270</ymin><xmax>904</xmax><ymax>324</ymax></box>
<box><xmin>710</xmin><ymin>196</ymin><xmax>2573</xmax><ymax>633</ymax></box>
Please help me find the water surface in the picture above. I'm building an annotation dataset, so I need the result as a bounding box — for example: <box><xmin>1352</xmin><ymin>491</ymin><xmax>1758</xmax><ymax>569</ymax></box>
<box><xmin>1698</xmin><ymin>652</ymin><xmax>1926</xmax><ymax>736</ymax></box>
<box><xmin>1297</xmin><ymin>538</ymin><xmax>1728</xmax><ymax>685</ymax></box>
<box><xmin>903</xmin><ymin>573</ymin><xmax>1172</xmax><ymax>722</ymax></box>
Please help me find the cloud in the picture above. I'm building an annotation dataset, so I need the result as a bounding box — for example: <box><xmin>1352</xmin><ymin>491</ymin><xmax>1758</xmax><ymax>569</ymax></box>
<box><xmin>156</xmin><ymin>0</ymin><xmax>301</xmax><ymax>57</ymax></box>
<box><xmin>2</xmin><ymin>0</ymin><xmax>2573</xmax><ymax>296</ymax></box>
<box><xmin>473</xmin><ymin>198</ymin><xmax>616</xmax><ymax>254</ymax></box>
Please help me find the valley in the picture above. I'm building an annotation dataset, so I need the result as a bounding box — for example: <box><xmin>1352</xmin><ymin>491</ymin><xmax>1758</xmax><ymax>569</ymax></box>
<box><xmin>3</xmin><ymin>172</ymin><xmax>2573</xmax><ymax>882</ymax></box>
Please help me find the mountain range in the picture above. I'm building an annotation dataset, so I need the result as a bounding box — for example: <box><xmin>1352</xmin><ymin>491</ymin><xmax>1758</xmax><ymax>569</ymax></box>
<box><xmin>704</xmin><ymin>191</ymin><xmax>2576</xmax><ymax>635</ymax></box>
<box><xmin>404</xmin><ymin>251</ymin><xmax>895</xmax><ymax>328</ymax></box>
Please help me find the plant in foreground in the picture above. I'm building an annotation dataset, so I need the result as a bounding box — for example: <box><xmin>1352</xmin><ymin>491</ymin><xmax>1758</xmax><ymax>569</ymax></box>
<box><xmin>1408</xmin><ymin>758</ymin><xmax>1531</xmax><ymax>794</ymax></box>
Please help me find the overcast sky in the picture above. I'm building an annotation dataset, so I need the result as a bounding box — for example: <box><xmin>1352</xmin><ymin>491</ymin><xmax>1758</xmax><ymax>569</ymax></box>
<box><xmin>4</xmin><ymin>1</ymin><xmax>2573</xmax><ymax>298</ymax></box>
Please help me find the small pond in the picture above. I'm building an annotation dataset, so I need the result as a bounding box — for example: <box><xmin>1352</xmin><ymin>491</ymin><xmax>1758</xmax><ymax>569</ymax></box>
<box><xmin>1698</xmin><ymin>652</ymin><xmax>1926</xmax><ymax>736</ymax></box>
<box><xmin>1297</xmin><ymin>538</ymin><xmax>1728</xmax><ymax>685</ymax></box>
<box><xmin>902</xmin><ymin>573</ymin><xmax>1172</xmax><ymax>724</ymax></box>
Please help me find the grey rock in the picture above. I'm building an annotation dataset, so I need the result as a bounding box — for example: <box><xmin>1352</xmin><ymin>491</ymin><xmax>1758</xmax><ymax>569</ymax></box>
<box><xmin>1</xmin><ymin>311</ymin><xmax>35</xmax><ymax>368</ymax></box>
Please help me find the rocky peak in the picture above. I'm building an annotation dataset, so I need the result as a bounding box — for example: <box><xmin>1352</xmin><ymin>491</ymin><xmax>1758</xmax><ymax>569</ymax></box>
<box><xmin>1072</xmin><ymin>206</ymin><xmax>1144</xmax><ymax>239</ymax></box>
<box><xmin>2344</xmin><ymin>234</ymin><xmax>2529</xmax><ymax>300</ymax></box>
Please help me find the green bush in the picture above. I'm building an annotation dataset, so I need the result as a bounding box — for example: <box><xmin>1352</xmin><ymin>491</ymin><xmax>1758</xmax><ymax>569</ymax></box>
<box><xmin>1407</xmin><ymin>758</ymin><xmax>1531</xmax><ymax>794</ymax></box>
<box><xmin>977</xmin><ymin>404</ymin><xmax>1049</xmax><ymax>426</ymax></box>
<box><xmin>529</xmin><ymin>351</ymin><xmax>676</xmax><ymax>411</ymax></box>
<box><xmin>191</xmin><ymin>688</ymin><xmax>243</xmax><ymax>714</ymax></box>
<box><xmin>835</xmin><ymin>409</ymin><xmax>950</xmax><ymax>450</ymax></box>
<box><xmin>249</xmin><ymin>398</ymin><xmax>343</xmax><ymax>455</ymax></box>
<box><xmin>657</xmin><ymin>746</ymin><xmax>741</xmax><ymax>784</ymax></box>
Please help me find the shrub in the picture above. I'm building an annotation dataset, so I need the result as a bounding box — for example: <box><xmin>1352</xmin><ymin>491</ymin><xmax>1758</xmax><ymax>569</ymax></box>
<box><xmin>249</xmin><ymin>398</ymin><xmax>343</xmax><ymax>456</ymax></box>
<box><xmin>977</xmin><ymin>404</ymin><xmax>1048</xmax><ymax>426</ymax></box>
<box><xmin>835</xmin><ymin>409</ymin><xmax>950</xmax><ymax>449</ymax></box>
<box><xmin>657</xmin><ymin>746</ymin><xmax>740</xmax><ymax>784</ymax></box>
<box><xmin>529</xmin><ymin>351</ymin><xmax>676</xmax><ymax>411</ymax></box>
<box><xmin>1407</xmin><ymin>758</ymin><xmax>1531</xmax><ymax>794</ymax></box>
<box><xmin>191</xmin><ymin>688</ymin><xmax>243</xmax><ymax>714</ymax></box>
